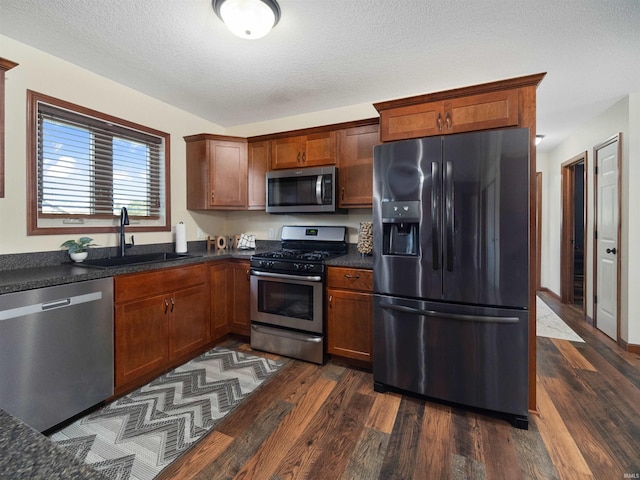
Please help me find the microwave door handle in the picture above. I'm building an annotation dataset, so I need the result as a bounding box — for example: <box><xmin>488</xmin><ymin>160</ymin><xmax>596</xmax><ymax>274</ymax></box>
<box><xmin>316</xmin><ymin>175</ymin><xmax>323</xmax><ymax>205</ymax></box>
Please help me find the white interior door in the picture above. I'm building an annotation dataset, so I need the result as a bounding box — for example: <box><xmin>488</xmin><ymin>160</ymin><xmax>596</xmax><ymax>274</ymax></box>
<box><xmin>595</xmin><ymin>137</ymin><xmax>619</xmax><ymax>340</ymax></box>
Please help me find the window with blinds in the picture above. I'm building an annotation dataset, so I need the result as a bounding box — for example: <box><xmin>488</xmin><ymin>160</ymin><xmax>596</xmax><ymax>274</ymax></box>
<box><xmin>27</xmin><ymin>90</ymin><xmax>170</xmax><ymax>234</ymax></box>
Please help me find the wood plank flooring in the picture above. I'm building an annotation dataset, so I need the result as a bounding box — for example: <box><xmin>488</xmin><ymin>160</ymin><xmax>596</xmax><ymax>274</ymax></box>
<box><xmin>158</xmin><ymin>292</ymin><xmax>640</xmax><ymax>479</ymax></box>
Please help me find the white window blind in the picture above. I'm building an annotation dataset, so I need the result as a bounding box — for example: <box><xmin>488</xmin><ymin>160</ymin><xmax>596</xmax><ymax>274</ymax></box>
<box><xmin>37</xmin><ymin>102</ymin><xmax>163</xmax><ymax>219</ymax></box>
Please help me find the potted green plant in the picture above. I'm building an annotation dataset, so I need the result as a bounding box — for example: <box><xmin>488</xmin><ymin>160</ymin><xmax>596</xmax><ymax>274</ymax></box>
<box><xmin>61</xmin><ymin>237</ymin><xmax>97</xmax><ymax>262</ymax></box>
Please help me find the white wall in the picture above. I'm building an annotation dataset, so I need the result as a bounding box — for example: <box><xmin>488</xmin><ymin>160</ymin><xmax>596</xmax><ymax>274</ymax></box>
<box><xmin>0</xmin><ymin>35</ymin><xmax>227</xmax><ymax>254</ymax></box>
<box><xmin>540</xmin><ymin>95</ymin><xmax>639</xmax><ymax>345</ymax></box>
<box><xmin>0</xmin><ymin>36</ymin><xmax>375</xmax><ymax>255</ymax></box>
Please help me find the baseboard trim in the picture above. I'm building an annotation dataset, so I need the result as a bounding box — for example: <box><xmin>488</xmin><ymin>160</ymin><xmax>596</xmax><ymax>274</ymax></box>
<box><xmin>619</xmin><ymin>337</ymin><xmax>640</xmax><ymax>354</ymax></box>
<box><xmin>585</xmin><ymin>314</ymin><xmax>594</xmax><ymax>327</ymax></box>
<box><xmin>538</xmin><ymin>287</ymin><xmax>561</xmax><ymax>303</ymax></box>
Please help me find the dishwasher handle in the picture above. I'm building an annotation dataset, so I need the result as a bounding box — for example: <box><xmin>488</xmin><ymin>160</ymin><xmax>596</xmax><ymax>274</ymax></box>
<box><xmin>0</xmin><ymin>291</ymin><xmax>104</xmax><ymax>322</ymax></box>
<box><xmin>42</xmin><ymin>298</ymin><xmax>71</xmax><ymax>310</ymax></box>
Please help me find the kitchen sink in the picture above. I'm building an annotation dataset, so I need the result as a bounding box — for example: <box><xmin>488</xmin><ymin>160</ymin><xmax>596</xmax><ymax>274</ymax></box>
<box><xmin>74</xmin><ymin>252</ymin><xmax>201</xmax><ymax>269</ymax></box>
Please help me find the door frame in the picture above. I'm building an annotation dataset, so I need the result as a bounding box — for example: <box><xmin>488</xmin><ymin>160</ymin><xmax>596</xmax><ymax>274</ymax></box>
<box><xmin>560</xmin><ymin>152</ymin><xmax>587</xmax><ymax>310</ymax></box>
<box><xmin>593</xmin><ymin>133</ymin><xmax>622</xmax><ymax>340</ymax></box>
<box><xmin>536</xmin><ymin>172</ymin><xmax>542</xmax><ymax>291</ymax></box>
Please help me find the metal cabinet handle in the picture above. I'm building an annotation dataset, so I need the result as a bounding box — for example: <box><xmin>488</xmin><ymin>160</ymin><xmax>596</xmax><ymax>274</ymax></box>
<box><xmin>445</xmin><ymin>112</ymin><xmax>451</xmax><ymax>130</ymax></box>
<box><xmin>246</xmin><ymin>269</ymin><xmax>250</xmax><ymax>281</ymax></box>
<box><xmin>606</xmin><ymin>247</ymin><xmax>618</xmax><ymax>255</ymax></box>
<box><xmin>170</xmin><ymin>297</ymin><xmax>175</xmax><ymax>312</ymax></box>
<box><xmin>164</xmin><ymin>298</ymin><xmax>169</xmax><ymax>313</ymax></box>
<box><xmin>211</xmin><ymin>191</ymin><xmax>215</xmax><ymax>203</ymax></box>
<box><xmin>344</xmin><ymin>274</ymin><xmax>360</xmax><ymax>279</ymax></box>
<box><xmin>302</xmin><ymin>152</ymin><xmax>306</xmax><ymax>163</ymax></box>
<box><xmin>437</xmin><ymin>113</ymin><xmax>442</xmax><ymax>131</ymax></box>
<box><xmin>297</xmin><ymin>152</ymin><xmax>301</xmax><ymax>163</ymax></box>
<box><xmin>341</xmin><ymin>187</ymin><xmax>344</xmax><ymax>201</ymax></box>
<box><xmin>328</xmin><ymin>295</ymin><xmax>333</xmax><ymax>307</ymax></box>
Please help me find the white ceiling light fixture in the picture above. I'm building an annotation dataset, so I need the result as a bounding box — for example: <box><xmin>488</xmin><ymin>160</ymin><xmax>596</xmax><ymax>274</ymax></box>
<box><xmin>212</xmin><ymin>0</ymin><xmax>281</xmax><ymax>40</ymax></box>
<box><xmin>535</xmin><ymin>134</ymin><xmax>545</xmax><ymax>145</ymax></box>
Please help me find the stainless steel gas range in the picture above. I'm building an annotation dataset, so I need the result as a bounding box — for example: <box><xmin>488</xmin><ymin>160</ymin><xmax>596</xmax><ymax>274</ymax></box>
<box><xmin>249</xmin><ymin>225</ymin><xmax>348</xmax><ymax>364</ymax></box>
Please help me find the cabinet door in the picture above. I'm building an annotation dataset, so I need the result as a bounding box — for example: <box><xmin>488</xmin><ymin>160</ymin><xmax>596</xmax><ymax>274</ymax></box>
<box><xmin>210</xmin><ymin>140</ymin><xmax>248</xmax><ymax>208</ymax></box>
<box><xmin>445</xmin><ymin>89</ymin><xmax>519</xmax><ymax>134</ymax></box>
<box><xmin>379</xmin><ymin>101</ymin><xmax>444</xmax><ymax>142</ymax></box>
<box><xmin>248</xmin><ymin>140</ymin><xmax>270</xmax><ymax>209</ymax></box>
<box><xmin>230</xmin><ymin>261</ymin><xmax>251</xmax><ymax>335</ymax></box>
<box><xmin>327</xmin><ymin>288</ymin><xmax>372</xmax><ymax>363</ymax></box>
<box><xmin>338</xmin><ymin>125</ymin><xmax>379</xmax><ymax>208</ymax></box>
<box><xmin>169</xmin><ymin>284</ymin><xmax>210</xmax><ymax>361</ymax></box>
<box><xmin>304</xmin><ymin>131</ymin><xmax>336</xmax><ymax>167</ymax></box>
<box><xmin>271</xmin><ymin>136</ymin><xmax>304</xmax><ymax>170</ymax></box>
<box><xmin>115</xmin><ymin>294</ymin><xmax>169</xmax><ymax>388</ymax></box>
<box><xmin>210</xmin><ymin>262</ymin><xmax>230</xmax><ymax>341</ymax></box>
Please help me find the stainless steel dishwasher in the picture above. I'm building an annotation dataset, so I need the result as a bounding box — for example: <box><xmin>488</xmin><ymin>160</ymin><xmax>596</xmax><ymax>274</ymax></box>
<box><xmin>0</xmin><ymin>277</ymin><xmax>114</xmax><ymax>432</ymax></box>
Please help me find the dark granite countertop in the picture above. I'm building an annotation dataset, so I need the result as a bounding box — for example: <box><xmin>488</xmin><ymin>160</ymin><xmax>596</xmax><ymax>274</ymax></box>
<box><xmin>0</xmin><ymin>243</ymin><xmax>371</xmax><ymax>295</ymax></box>
<box><xmin>0</xmin><ymin>409</ymin><xmax>107</xmax><ymax>480</ymax></box>
<box><xmin>326</xmin><ymin>249</ymin><xmax>373</xmax><ymax>269</ymax></box>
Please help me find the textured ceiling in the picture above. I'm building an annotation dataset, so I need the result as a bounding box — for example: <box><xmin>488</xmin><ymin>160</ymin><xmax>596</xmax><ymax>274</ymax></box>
<box><xmin>1</xmin><ymin>0</ymin><xmax>639</xmax><ymax>152</ymax></box>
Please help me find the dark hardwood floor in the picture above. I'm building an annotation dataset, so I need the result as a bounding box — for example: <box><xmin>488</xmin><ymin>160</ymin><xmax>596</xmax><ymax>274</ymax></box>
<box><xmin>159</xmin><ymin>292</ymin><xmax>640</xmax><ymax>479</ymax></box>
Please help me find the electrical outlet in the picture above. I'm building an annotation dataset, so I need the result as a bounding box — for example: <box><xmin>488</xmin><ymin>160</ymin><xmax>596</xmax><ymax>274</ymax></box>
<box><xmin>268</xmin><ymin>228</ymin><xmax>275</xmax><ymax>239</ymax></box>
<box><xmin>196</xmin><ymin>227</ymin><xmax>205</xmax><ymax>239</ymax></box>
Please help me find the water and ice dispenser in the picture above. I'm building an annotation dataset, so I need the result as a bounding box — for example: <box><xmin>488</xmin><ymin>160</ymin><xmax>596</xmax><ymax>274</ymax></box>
<box><xmin>381</xmin><ymin>200</ymin><xmax>420</xmax><ymax>256</ymax></box>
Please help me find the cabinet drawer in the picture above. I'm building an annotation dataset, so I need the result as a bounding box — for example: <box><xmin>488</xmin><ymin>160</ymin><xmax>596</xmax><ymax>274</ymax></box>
<box><xmin>326</xmin><ymin>267</ymin><xmax>373</xmax><ymax>292</ymax></box>
<box><xmin>115</xmin><ymin>263</ymin><xmax>207</xmax><ymax>303</ymax></box>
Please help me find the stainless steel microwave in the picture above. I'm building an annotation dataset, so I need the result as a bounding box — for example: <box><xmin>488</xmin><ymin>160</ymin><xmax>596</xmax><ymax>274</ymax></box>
<box><xmin>266</xmin><ymin>166</ymin><xmax>342</xmax><ymax>213</ymax></box>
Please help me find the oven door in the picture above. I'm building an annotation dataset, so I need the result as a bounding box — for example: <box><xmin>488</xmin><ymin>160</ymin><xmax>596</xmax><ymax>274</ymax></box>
<box><xmin>250</xmin><ymin>270</ymin><xmax>323</xmax><ymax>334</ymax></box>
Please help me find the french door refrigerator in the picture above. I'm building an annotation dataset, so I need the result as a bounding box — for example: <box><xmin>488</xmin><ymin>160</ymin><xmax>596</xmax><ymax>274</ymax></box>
<box><xmin>372</xmin><ymin>127</ymin><xmax>530</xmax><ymax>428</ymax></box>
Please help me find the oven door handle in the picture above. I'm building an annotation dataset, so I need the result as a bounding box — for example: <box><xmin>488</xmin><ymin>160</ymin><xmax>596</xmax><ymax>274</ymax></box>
<box><xmin>251</xmin><ymin>324</ymin><xmax>323</xmax><ymax>343</ymax></box>
<box><xmin>251</xmin><ymin>270</ymin><xmax>323</xmax><ymax>282</ymax></box>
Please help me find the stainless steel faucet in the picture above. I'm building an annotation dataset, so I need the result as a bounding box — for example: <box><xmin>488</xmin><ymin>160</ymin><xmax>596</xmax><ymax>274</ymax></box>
<box><xmin>119</xmin><ymin>207</ymin><xmax>134</xmax><ymax>256</ymax></box>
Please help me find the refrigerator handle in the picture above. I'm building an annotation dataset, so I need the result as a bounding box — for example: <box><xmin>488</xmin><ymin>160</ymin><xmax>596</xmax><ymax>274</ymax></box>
<box><xmin>445</xmin><ymin>161</ymin><xmax>455</xmax><ymax>271</ymax></box>
<box><xmin>379</xmin><ymin>302</ymin><xmax>519</xmax><ymax>324</ymax></box>
<box><xmin>431</xmin><ymin>161</ymin><xmax>440</xmax><ymax>270</ymax></box>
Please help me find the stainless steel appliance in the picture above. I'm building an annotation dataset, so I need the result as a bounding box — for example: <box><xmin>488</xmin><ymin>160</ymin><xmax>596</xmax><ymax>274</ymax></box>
<box><xmin>0</xmin><ymin>278</ymin><xmax>114</xmax><ymax>432</ymax></box>
<box><xmin>266</xmin><ymin>166</ymin><xmax>343</xmax><ymax>214</ymax></box>
<box><xmin>250</xmin><ymin>225</ymin><xmax>348</xmax><ymax>363</ymax></box>
<box><xmin>372</xmin><ymin>128</ymin><xmax>530</xmax><ymax>429</ymax></box>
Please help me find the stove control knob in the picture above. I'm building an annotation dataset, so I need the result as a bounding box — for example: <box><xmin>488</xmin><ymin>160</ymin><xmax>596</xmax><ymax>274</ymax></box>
<box><xmin>293</xmin><ymin>263</ymin><xmax>301</xmax><ymax>270</ymax></box>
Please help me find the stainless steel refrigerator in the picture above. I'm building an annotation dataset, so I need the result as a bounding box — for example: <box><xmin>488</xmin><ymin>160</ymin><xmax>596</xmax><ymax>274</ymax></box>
<box><xmin>372</xmin><ymin>127</ymin><xmax>530</xmax><ymax>429</ymax></box>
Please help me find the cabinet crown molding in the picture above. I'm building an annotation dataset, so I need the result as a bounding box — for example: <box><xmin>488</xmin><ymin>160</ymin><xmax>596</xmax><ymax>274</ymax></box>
<box><xmin>373</xmin><ymin>72</ymin><xmax>546</xmax><ymax>113</ymax></box>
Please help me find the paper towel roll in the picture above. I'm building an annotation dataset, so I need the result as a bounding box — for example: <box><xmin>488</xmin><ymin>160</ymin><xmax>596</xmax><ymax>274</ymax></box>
<box><xmin>215</xmin><ymin>235</ymin><xmax>227</xmax><ymax>250</ymax></box>
<box><xmin>175</xmin><ymin>222</ymin><xmax>187</xmax><ymax>253</ymax></box>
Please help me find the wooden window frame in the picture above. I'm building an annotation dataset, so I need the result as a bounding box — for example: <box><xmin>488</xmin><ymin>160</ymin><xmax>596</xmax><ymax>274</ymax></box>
<box><xmin>26</xmin><ymin>90</ymin><xmax>171</xmax><ymax>235</ymax></box>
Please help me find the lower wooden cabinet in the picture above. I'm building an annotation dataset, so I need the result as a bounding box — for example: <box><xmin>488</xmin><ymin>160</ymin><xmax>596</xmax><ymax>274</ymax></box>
<box><xmin>326</xmin><ymin>267</ymin><xmax>373</xmax><ymax>364</ymax></box>
<box><xmin>114</xmin><ymin>263</ymin><xmax>210</xmax><ymax>393</ymax></box>
<box><xmin>230</xmin><ymin>260</ymin><xmax>251</xmax><ymax>336</ymax></box>
<box><xmin>209</xmin><ymin>260</ymin><xmax>251</xmax><ymax>340</ymax></box>
<box><xmin>210</xmin><ymin>261</ymin><xmax>230</xmax><ymax>341</ymax></box>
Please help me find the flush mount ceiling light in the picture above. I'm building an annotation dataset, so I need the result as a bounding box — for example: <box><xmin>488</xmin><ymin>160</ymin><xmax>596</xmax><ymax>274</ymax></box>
<box><xmin>535</xmin><ymin>134</ymin><xmax>545</xmax><ymax>145</ymax></box>
<box><xmin>212</xmin><ymin>0</ymin><xmax>281</xmax><ymax>40</ymax></box>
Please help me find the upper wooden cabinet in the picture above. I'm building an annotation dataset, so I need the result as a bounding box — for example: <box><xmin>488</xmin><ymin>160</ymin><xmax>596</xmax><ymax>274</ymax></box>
<box><xmin>185</xmin><ymin>134</ymin><xmax>248</xmax><ymax>210</ymax></box>
<box><xmin>374</xmin><ymin>73</ymin><xmax>545</xmax><ymax>142</ymax></box>
<box><xmin>337</xmin><ymin>123</ymin><xmax>379</xmax><ymax>208</ymax></box>
<box><xmin>248</xmin><ymin>140</ymin><xmax>270</xmax><ymax>209</ymax></box>
<box><xmin>271</xmin><ymin>131</ymin><xmax>336</xmax><ymax>170</ymax></box>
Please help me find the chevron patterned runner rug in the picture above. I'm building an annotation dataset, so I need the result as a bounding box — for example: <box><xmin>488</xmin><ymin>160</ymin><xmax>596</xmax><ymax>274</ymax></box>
<box><xmin>49</xmin><ymin>347</ymin><xmax>286</xmax><ymax>480</ymax></box>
